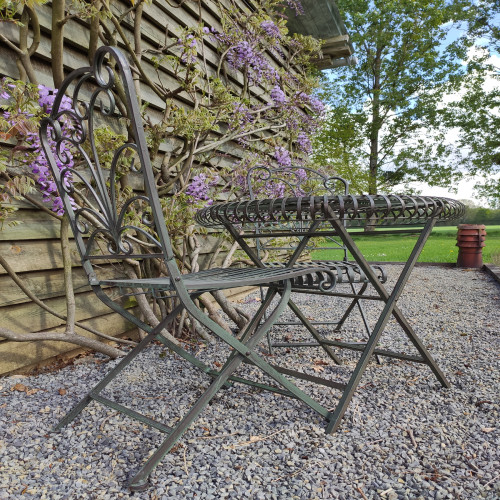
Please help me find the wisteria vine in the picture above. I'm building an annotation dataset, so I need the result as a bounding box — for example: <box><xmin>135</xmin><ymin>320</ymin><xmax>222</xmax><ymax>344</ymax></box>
<box><xmin>1</xmin><ymin>80</ymin><xmax>75</xmax><ymax>215</ymax></box>
<box><xmin>1</xmin><ymin>0</ymin><xmax>326</xmax><ymax>218</ymax></box>
<box><xmin>176</xmin><ymin>0</ymin><xmax>325</xmax><ymax>205</ymax></box>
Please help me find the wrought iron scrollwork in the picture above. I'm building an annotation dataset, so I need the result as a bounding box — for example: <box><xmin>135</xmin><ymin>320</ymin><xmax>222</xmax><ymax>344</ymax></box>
<box><xmin>264</xmin><ymin>262</ymin><xmax>337</xmax><ymax>291</ymax></box>
<box><xmin>40</xmin><ymin>47</ymin><xmax>163</xmax><ymax>263</ymax></box>
<box><xmin>196</xmin><ymin>194</ymin><xmax>466</xmax><ymax>228</ymax></box>
<box><xmin>247</xmin><ymin>165</ymin><xmax>349</xmax><ymax>200</ymax></box>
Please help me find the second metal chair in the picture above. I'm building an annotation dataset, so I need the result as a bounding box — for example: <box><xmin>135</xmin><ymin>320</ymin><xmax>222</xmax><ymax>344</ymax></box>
<box><xmin>246</xmin><ymin>165</ymin><xmax>387</xmax><ymax>362</ymax></box>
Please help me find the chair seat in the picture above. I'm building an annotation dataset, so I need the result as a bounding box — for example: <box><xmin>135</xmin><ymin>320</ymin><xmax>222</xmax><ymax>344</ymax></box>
<box><xmin>264</xmin><ymin>260</ymin><xmax>387</xmax><ymax>284</ymax></box>
<box><xmin>99</xmin><ymin>263</ymin><xmax>337</xmax><ymax>292</ymax></box>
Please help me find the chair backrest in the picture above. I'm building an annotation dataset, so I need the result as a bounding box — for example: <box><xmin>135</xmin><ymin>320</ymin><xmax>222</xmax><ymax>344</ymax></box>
<box><xmin>39</xmin><ymin>46</ymin><xmax>183</xmax><ymax>286</ymax></box>
<box><xmin>247</xmin><ymin>165</ymin><xmax>349</xmax><ymax>200</ymax></box>
<box><xmin>246</xmin><ymin>165</ymin><xmax>350</xmax><ymax>258</ymax></box>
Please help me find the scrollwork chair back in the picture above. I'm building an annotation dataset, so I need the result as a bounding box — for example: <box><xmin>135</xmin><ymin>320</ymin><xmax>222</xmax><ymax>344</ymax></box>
<box><xmin>39</xmin><ymin>46</ymin><xmax>182</xmax><ymax>290</ymax></box>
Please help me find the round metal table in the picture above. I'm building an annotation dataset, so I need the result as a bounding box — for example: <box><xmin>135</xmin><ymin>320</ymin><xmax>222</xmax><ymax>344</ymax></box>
<box><xmin>196</xmin><ymin>193</ymin><xmax>465</xmax><ymax>434</ymax></box>
<box><xmin>196</xmin><ymin>194</ymin><xmax>465</xmax><ymax>228</ymax></box>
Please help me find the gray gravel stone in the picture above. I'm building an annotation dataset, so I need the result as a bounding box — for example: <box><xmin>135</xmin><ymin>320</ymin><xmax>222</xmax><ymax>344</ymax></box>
<box><xmin>0</xmin><ymin>265</ymin><xmax>499</xmax><ymax>499</ymax></box>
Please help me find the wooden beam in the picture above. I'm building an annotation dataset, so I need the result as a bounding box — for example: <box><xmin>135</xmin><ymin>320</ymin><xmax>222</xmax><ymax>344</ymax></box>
<box><xmin>0</xmin><ymin>266</ymin><xmax>118</xmax><ymax>307</ymax></box>
<box><xmin>0</xmin><ymin>240</ymin><xmax>81</xmax><ymax>275</ymax></box>
<box><xmin>0</xmin><ymin>289</ymin><xmax>132</xmax><ymax>333</ymax></box>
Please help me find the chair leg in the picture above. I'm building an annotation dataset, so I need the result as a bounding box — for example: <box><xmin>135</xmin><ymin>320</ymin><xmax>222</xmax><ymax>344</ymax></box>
<box><xmin>192</xmin><ymin>283</ymin><xmax>332</xmax><ymax>419</ymax></box>
<box><xmin>127</xmin><ymin>283</ymin><xmax>287</xmax><ymax>490</ymax></box>
<box><xmin>343</xmin><ymin>281</ymin><xmax>381</xmax><ymax>364</ymax></box>
<box><xmin>128</xmin><ymin>349</ymin><xmax>250</xmax><ymax>491</ymax></box>
<box><xmin>53</xmin><ymin>301</ymin><xmax>187</xmax><ymax>431</ymax></box>
<box><xmin>334</xmin><ymin>282</ymin><xmax>369</xmax><ymax>332</ymax></box>
<box><xmin>53</xmin><ymin>330</ymin><xmax>158</xmax><ymax>431</ymax></box>
<box><xmin>285</xmin><ymin>298</ymin><xmax>342</xmax><ymax>364</ymax></box>
<box><xmin>129</xmin><ymin>281</ymin><xmax>334</xmax><ymax>490</ymax></box>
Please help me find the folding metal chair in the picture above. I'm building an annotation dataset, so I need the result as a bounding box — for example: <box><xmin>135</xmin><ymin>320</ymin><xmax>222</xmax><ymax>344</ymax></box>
<box><xmin>246</xmin><ymin>166</ymin><xmax>387</xmax><ymax>363</ymax></box>
<box><xmin>39</xmin><ymin>46</ymin><xmax>341</xmax><ymax>490</ymax></box>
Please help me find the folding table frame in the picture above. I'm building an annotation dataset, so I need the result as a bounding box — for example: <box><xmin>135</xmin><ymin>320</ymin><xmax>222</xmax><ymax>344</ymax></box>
<box><xmin>196</xmin><ymin>193</ymin><xmax>466</xmax><ymax>434</ymax></box>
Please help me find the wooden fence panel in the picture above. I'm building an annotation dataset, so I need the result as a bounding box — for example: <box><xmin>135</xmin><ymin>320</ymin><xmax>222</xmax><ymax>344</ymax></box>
<box><xmin>0</xmin><ymin>311</ymin><xmax>136</xmax><ymax>375</ymax></box>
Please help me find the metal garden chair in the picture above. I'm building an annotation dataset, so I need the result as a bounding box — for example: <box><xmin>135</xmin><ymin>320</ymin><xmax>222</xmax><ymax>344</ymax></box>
<box><xmin>39</xmin><ymin>46</ymin><xmax>340</xmax><ymax>490</ymax></box>
<box><xmin>246</xmin><ymin>166</ymin><xmax>387</xmax><ymax>363</ymax></box>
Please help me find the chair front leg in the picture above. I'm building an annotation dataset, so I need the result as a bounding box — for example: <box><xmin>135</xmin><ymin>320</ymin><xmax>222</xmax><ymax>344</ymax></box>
<box><xmin>53</xmin><ymin>300</ymin><xmax>188</xmax><ymax>432</ymax></box>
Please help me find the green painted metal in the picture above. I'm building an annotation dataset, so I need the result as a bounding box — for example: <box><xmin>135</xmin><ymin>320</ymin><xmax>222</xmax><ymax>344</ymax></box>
<box><xmin>323</xmin><ymin>216</ymin><xmax>446</xmax><ymax>433</ymax></box>
<box><xmin>272</xmin><ymin>340</ymin><xmax>428</xmax><ymax>364</ymax></box>
<box><xmin>197</xmin><ymin>181</ymin><xmax>464</xmax><ymax>440</ymax></box>
<box><xmin>41</xmin><ymin>46</ymin><xmax>465</xmax><ymax>491</ymax></box>
<box><xmin>40</xmin><ymin>46</ymin><xmax>343</xmax><ymax>491</ymax></box>
<box><xmin>245</xmin><ymin>166</ymin><xmax>384</xmax><ymax>361</ymax></box>
<box><xmin>90</xmin><ymin>394</ymin><xmax>173</xmax><ymax>434</ymax></box>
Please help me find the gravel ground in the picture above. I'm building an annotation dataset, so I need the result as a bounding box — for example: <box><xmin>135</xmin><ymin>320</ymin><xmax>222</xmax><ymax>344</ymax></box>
<box><xmin>1</xmin><ymin>265</ymin><xmax>499</xmax><ymax>500</ymax></box>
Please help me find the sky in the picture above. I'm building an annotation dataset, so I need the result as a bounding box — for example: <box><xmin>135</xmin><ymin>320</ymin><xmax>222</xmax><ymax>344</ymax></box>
<box><xmin>409</xmin><ymin>176</ymin><xmax>490</xmax><ymax>203</ymax></box>
<box><xmin>319</xmin><ymin>13</ymin><xmax>499</xmax><ymax>207</ymax></box>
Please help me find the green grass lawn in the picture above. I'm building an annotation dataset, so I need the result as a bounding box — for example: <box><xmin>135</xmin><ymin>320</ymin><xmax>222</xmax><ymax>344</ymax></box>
<box><xmin>311</xmin><ymin>225</ymin><xmax>500</xmax><ymax>264</ymax></box>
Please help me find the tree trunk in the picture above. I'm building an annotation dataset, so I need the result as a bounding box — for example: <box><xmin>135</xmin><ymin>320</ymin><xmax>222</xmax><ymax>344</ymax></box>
<box><xmin>368</xmin><ymin>46</ymin><xmax>383</xmax><ymax>196</ymax></box>
<box><xmin>366</xmin><ymin>46</ymin><xmax>383</xmax><ymax>232</ymax></box>
<box><xmin>51</xmin><ymin>0</ymin><xmax>66</xmax><ymax>89</ymax></box>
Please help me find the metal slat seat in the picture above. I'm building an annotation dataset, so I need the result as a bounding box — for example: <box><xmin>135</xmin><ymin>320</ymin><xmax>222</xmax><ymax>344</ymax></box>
<box><xmin>99</xmin><ymin>263</ymin><xmax>336</xmax><ymax>292</ymax></box>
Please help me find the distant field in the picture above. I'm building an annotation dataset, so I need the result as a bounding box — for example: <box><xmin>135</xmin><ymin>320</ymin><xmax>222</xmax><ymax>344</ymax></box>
<box><xmin>311</xmin><ymin>225</ymin><xmax>500</xmax><ymax>264</ymax></box>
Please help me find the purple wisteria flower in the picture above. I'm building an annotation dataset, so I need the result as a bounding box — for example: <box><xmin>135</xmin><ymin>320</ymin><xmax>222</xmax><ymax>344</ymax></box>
<box><xmin>33</xmin><ymin>85</ymin><xmax>75</xmax><ymax>214</ymax></box>
<box><xmin>234</xmin><ymin>174</ymin><xmax>247</xmax><ymax>190</ymax></box>
<box><xmin>297</xmin><ymin>131</ymin><xmax>312</xmax><ymax>153</ymax></box>
<box><xmin>295</xmin><ymin>168</ymin><xmax>307</xmax><ymax>181</ymax></box>
<box><xmin>227</xmin><ymin>41</ymin><xmax>254</xmax><ymax>67</ymax></box>
<box><xmin>265</xmin><ymin>181</ymin><xmax>286</xmax><ymax>198</ymax></box>
<box><xmin>185</xmin><ymin>173</ymin><xmax>219</xmax><ymax>206</ymax></box>
<box><xmin>0</xmin><ymin>81</ymin><xmax>76</xmax><ymax>215</ymax></box>
<box><xmin>177</xmin><ymin>33</ymin><xmax>199</xmax><ymax>64</ymax></box>
<box><xmin>230</xmin><ymin>102</ymin><xmax>255</xmax><ymax>130</ymax></box>
<box><xmin>309</xmin><ymin>96</ymin><xmax>325</xmax><ymax>115</ymax></box>
<box><xmin>287</xmin><ymin>0</ymin><xmax>304</xmax><ymax>15</ymax></box>
<box><xmin>270</xmin><ymin>85</ymin><xmax>286</xmax><ymax>106</ymax></box>
<box><xmin>226</xmin><ymin>40</ymin><xmax>279</xmax><ymax>85</ymax></box>
<box><xmin>260</xmin><ymin>20</ymin><xmax>281</xmax><ymax>39</ymax></box>
<box><xmin>274</xmin><ymin>146</ymin><xmax>292</xmax><ymax>167</ymax></box>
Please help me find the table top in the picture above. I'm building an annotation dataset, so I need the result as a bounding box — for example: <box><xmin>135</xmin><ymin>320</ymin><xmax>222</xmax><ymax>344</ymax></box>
<box><xmin>195</xmin><ymin>194</ymin><xmax>466</xmax><ymax>228</ymax></box>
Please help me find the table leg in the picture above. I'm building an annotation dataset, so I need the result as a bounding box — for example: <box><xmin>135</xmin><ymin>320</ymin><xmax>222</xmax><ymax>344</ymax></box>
<box><xmin>323</xmin><ymin>214</ymin><xmax>449</xmax><ymax>433</ymax></box>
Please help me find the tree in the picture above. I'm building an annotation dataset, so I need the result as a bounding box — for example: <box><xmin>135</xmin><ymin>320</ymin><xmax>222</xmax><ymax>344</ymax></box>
<box><xmin>439</xmin><ymin>0</ymin><xmax>500</xmax><ymax>208</ymax></box>
<box><xmin>441</xmin><ymin>78</ymin><xmax>500</xmax><ymax>208</ymax></box>
<box><xmin>314</xmin><ymin>0</ymin><xmax>484</xmax><ymax>195</ymax></box>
